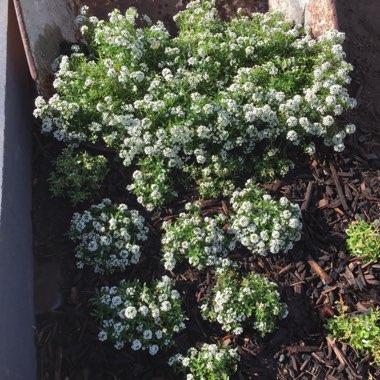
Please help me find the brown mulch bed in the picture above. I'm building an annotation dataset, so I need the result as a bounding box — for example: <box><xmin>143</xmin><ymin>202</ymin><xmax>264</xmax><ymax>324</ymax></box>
<box><xmin>33</xmin><ymin>1</ymin><xmax>380</xmax><ymax>379</ymax></box>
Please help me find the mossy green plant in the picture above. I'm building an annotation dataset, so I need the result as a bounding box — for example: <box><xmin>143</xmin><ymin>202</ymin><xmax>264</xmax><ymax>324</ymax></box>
<box><xmin>327</xmin><ymin>307</ymin><xmax>380</xmax><ymax>366</ymax></box>
<box><xmin>346</xmin><ymin>220</ymin><xmax>380</xmax><ymax>262</ymax></box>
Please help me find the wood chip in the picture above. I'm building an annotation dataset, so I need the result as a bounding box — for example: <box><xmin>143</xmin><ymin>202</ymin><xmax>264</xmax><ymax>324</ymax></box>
<box><xmin>306</xmin><ymin>256</ymin><xmax>333</xmax><ymax>285</ymax></box>
<box><xmin>318</xmin><ymin>199</ymin><xmax>329</xmax><ymax>209</ymax></box>
<box><xmin>330</xmin><ymin>162</ymin><xmax>349</xmax><ymax>211</ymax></box>
<box><xmin>286</xmin><ymin>346</ymin><xmax>320</xmax><ymax>353</ymax></box>
<box><xmin>301</xmin><ymin>181</ymin><xmax>314</xmax><ymax>211</ymax></box>
<box><xmin>278</xmin><ymin>263</ymin><xmax>292</xmax><ymax>275</ymax></box>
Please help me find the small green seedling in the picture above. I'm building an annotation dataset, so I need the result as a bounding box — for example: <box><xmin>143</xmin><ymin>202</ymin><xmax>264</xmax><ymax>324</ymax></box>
<box><xmin>327</xmin><ymin>307</ymin><xmax>380</xmax><ymax>366</ymax></box>
<box><xmin>346</xmin><ymin>220</ymin><xmax>380</xmax><ymax>262</ymax></box>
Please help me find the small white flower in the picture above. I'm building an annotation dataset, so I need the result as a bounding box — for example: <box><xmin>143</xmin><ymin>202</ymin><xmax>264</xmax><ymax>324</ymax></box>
<box><xmin>143</xmin><ymin>330</ymin><xmax>152</xmax><ymax>340</ymax></box>
<box><xmin>149</xmin><ymin>344</ymin><xmax>159</xmax><ymax>355</ymax></box>
<box><xmin>124</xmin><ymin>306</ymin><xmax>137</xmax><ymax>319</ymax></box>
<box><xmin>98</xmin><ymin>330</ymin><xmax>107</xmax><ymax>341</ymax></box>
<box><xmin>345</xmin><ymin>123</ymin><xmax>356</xmax><ymax>134</ymax></box>
<box><xmin>131</xmin><ymin>339</ymin><xmax>142</xmax><ymax>351</ymax></box>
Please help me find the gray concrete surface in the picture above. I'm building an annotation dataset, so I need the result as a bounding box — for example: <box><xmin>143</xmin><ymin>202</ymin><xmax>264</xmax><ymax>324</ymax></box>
<box><xmin>0</xmin><ymin>0</ymin><xmax>36</xmax><ymax>378</ymax></box>
<box><xmin>16</xmin><ymin>0</ymin><xmax>77</xmax><ymax>94</ymax></box>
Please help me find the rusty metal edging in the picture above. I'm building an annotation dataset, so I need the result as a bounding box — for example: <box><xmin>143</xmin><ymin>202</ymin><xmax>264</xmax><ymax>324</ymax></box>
<box><xmin>12</xmin><ymin>0</ymin><xmax>38</xmax><ymax>81</ymax></box>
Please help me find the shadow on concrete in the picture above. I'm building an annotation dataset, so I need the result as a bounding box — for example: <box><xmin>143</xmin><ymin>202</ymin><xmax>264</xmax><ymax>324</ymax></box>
<box><xmin>0</xmin><ymin>0</ymin><xmax>36</xmax><ymax>379</ymax></box>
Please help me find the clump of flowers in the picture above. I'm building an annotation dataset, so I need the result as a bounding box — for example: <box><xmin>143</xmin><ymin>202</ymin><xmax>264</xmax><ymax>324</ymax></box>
<box><xmin>69</xmin><ymin>199</ymin><xmax>148</xmax><ymax>274</ymax></box>
<box><xmin>169</xmin><ymin>343</ymin><xmax>239</xmax><ymax>379</ymax></box>
<box><xmin>34</xmin><ymin>0</ymin><xmax>356</xmax><ymax>210</ymax></box>
<box><xmin>230</xmin><ymin>179</ymin><xmax>302</xmax><ymax>256</ymax></box>
<box><xmin>161</xmin><ymin>202</ymin><xmax>236</xmax><ymax>271</ymax></box>
<box><xmin>92</xmin><ymin>276</ymin><xmax>187</xmax><ymax>353</ymax></box>
<box><xmin>346</xmin><ymin>220</ymin><xmax>380</xmax><ymax>262</ymax></box>
<box><xmin>48</xmin><ymin>147</ymin><xmax>108</xmax><ymax>205</ymax></box>
<box><xmin>127</xmin><ymin>157</ymin><xmax>177</xmax><ymax>211</ymax></box>
<box><xmin>200</xmin><ymin>268</ymin><xmax>287</xmax><ymax>336</ymax></box>
<box><xmin>327</xmin><ymin>307</ymin><xmax>380</xmax><ymax>365</ymax></box>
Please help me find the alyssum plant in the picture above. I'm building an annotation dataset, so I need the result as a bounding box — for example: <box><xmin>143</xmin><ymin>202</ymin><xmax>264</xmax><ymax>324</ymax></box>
<box><xmin>69</xmin><ymin>199</ymin><xmax>149</xmax><ymax>274</ymax></box>
<box><xmin>230</xmin><ymin>179</ymin><xmax>302</xmax><ymax>256</ymax></box>
<box><xmin>200</xmin><ymin>265</ymin><xmax>287</xmax><ymax>336</ymax></box>
<box><xmin>169</xmin><ymin>343</ymin><xmax>240</xmax><ymax>380</ymax></box>
<box><xmin>49</xmin><ymin>146</ymin><xmax>108</xmax><ymax>205</ymax></box>
<box><xmin>34</xmin><ymin>0</ymin><xmax>356</xmax><ymax>210</ymax></box>
<box><xmin>161</xmin><ymin>202</ymin><xmax>237</xmax><ymax>271</ymax></box>
<box><xmin>91</xmin><ymin>275</ymin><xmax>187</xmax><ymax>354</ymax></box>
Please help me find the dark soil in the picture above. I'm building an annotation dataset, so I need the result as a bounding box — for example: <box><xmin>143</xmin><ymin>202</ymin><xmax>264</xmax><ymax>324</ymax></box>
<box><xmin>34</xmin><ymin>1</ymin><xmax>380</xmax><ymax>379</ymax></box>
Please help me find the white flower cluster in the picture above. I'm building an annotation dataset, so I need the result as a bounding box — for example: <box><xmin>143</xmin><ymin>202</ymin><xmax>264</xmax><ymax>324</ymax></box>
<box><xmin>200</xmin><ymin>268</ymin><xmax>287</xmax><ymax>336</ymax></box>
<box><xmin>33</xmin><ymin>0</ymin><xmax>357</xmax><ymax>209</ymax></box>
<box><xmin>230</xmin><ymin>180</ymin><xmax>302</xmax><ymax>256</ymax></box>
<box><xmin>161</xmin><ymin>202</ymin><xmax>236</xmax><ymax>271</ymax></box>
<box><xmin>127</xmin><ymin>158</ymin><xmax>177</xmax><ymax>211</ymax></box>
<box><xmin>92</xmin><ymin>276</ymin><xmax>187</xmax><ymax>353</ymax></box>
<box><xmin>69</xmin><ymin>199</ymin><xmax>148</xmax><ymax>274</ymax></box>
<box><xmin>169</xmin><ymin>343</ymin><xmax>239</xmax><ymax>379</ymax></box>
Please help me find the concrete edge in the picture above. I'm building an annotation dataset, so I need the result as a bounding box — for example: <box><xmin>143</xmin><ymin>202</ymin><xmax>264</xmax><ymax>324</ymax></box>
<box><xmin>0</xmin><ymin>0</ymin><xmax>36</xmax><ymax>379</ymax></box>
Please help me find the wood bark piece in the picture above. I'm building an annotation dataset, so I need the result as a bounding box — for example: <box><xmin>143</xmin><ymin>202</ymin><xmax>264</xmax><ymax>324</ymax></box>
<box><xmin>330</xmin><ymin>162</ymin><xmax>349</xmax><ymax>211</ymax></box>
<box><xmin>286</xmin><ymin>345</ymin><xmax>320</xmax><ymax>353</ymax></box>
<box><xmin>306</xmin><ymin>255</ymin><xmax>333</xmax><ymax>285</ymax></box>
<box><xmin>326</xmin><ymin>337</ymin><xmax>361</xmax><ymax>378</ymax></box>
<box><xmin>301</xmin><ymin>181</ymin><xmax>314</xmax><ymax>211</ymax></box>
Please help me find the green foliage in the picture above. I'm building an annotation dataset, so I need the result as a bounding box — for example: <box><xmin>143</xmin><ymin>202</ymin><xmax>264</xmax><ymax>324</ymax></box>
<box><xmin>49</xmin><ymin>147</ymin><xmax>108</xmax><ymax>205</ymax></box>
<box><xmin>169</xmin><ymin>343</ymin><xmax>239</xmax><ymax>380</ymax></box>
<box><xmin>200</xmin><ymin>266</ymin><xmax>286</xmax><ymax>336</ymax></box>
<box><xmin>327</xmin><ymin>307</ymin><xmax>380</xmax><ymax>366</ymax></box>
<box><xmin>346</xmin><ymin>220</ymin><xmax>380</xmax><ymax>262</ymax></box>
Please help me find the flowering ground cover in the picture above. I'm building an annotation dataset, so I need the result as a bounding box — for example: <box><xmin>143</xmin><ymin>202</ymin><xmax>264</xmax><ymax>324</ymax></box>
<box><xmin>33</xmin><ymin>0</ymin><xmax>380</xmax><ymax>379</ymax></box>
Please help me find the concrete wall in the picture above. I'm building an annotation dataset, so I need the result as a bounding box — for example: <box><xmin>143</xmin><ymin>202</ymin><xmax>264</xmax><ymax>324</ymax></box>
<box><xmin>0</xmin><ymin>0</ymin><xmax>36</xmax><ymax>379</ymax></box>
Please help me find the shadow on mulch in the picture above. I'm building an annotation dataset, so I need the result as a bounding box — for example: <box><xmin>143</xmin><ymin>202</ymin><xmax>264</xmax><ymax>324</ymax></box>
<box><xmin>34</xmin><ymin>1</ymin><xmax>380</xmax><ymax>379</ymax></box>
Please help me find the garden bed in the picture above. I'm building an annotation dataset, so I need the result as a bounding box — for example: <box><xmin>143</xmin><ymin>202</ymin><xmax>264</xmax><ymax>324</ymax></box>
<box><xmin>33</xmin><ymin>1</ymin><xmax>380</xmax><ymax>379</ymax></box>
